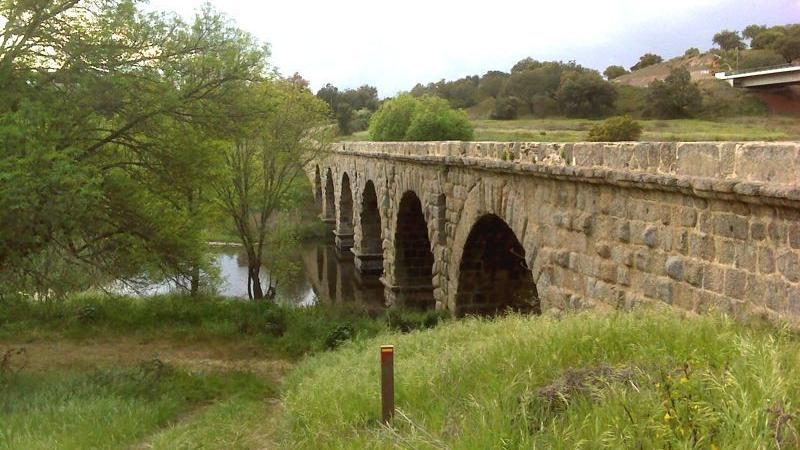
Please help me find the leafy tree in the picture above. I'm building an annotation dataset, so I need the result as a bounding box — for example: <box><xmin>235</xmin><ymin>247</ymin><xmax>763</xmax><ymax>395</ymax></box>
<box><xmin>405</xmin><ymin>96</ymin><xmax>474</xmax><ymax>141</ymax></box>
<box><xmin>630</xmin><ymin>53</ymin><xmax>664</xmax><ymax>71</ymax></box>
<box><xmin>502</xmin><ymin>62</ymin><xmax>570</xmax><ymax>115</ymax></box>
<box><xmin>0</xmin><ymin>0</ymin><xmax>268</xmax><ymax>297</ymax></box>
<box><xmin>511</xmin><ymin>57</ymin><xmax>543</xmax><ymax>73</ymax></box>
<box><xmin>215</xmin><ymin>80</ymin><xmax>331</xmax><ymax>300</ymax></box>
<box><xmin>587</xmin><ymin>116</ymin><xmax>643</xmax><ymax>141</ymax></box>
<box><xmin>478</xmin><ymin>71</ymin><xmax>509</xmax><ymax>99</ymax></box>
<box><xmin>751</xmin><ymin>29</ymin><xmax>785</xmax><ymax>50</ymax></box>
<box><xmin>556</xmin><ymin>71</ymin><xmax>617</xmax><ymax>118</ymax></box>
<box><xmin>316</xmin><ymin>83</ymin><xmax>379</xmax><ymax>135</ymax></box>
<box><xmin>645</xmin><ymin>68</ymin><xmax>702</xmax><ymax>118</ymax></box>
<box><xmin>369</xmin><ymin>95</ymin><xmax>473</xmax><ymax>141</ymax></box>
<box><xmin>490</xmin><ymin>96</ymin><xmax>521</xmax><ymax>120</ymax></box>
<box><xmin>775</xmin><ymin>25</ymin><xmax>800</xmax><ymax>61</ymax></box>
<box><xmin>737</xmin><ymin>49</ymin><xmax>787</xmax><ymax>70</ymax></box>
<box><xmin>684</xmin><ymin>47</ymin><xmax>701</xmax><ymax>57</ymax></box>
<box><xmin>368</xmin><ymin>94</ymin><xmax>419</xmax><ymax>141</ymax></box>
<box><xmin>603</xmin><ymin>65</ymin><xmax>628</xmax><ymax>80</ymax></box>
<box><xmin>743</xmin><ymin>24</ymin><xmax>767</xmax><ymax>42</ymax></box>
<box><xmin>713</xmin><ymin>30</ymin><xmax>746</xmax><ymax>51</ymax></box>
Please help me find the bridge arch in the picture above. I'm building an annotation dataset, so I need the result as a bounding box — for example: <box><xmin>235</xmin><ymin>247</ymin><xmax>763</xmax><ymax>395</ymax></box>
<box><xmin>455</xmin><ymin>214</ymin><xmax>539</xmax><ymax>316</ymax></box>
<box><xmin>392</xmin><ymin>190</ymin><xmax>435</xmax><ymax>309</ymax></box>
<box><xmin>323</xmin><ymin>168</ymin><xmax>336</xmax><ymax>221</ymax></box>
<box><xmin>354</xmin><ymin>180</ymin><xmax>384</xmax><ymax>275</ymax></box>
<box><xmin>313</xmin><ymin>165</ymin><xmax>322</xmax><ymax>209</ymax></box>
<box><xmin>338</xmin><ymin>172</ymin><xmax>354</xmax><ymax>234</ymax></box>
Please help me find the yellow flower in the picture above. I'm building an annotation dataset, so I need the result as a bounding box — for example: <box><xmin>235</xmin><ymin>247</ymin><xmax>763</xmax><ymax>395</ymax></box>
<box><xmin>664</xmin><ymin>413</ymin><xmax>672</xmax><ymax>421</ymax></box>
<box><xmin>680</xmin><ymin>377</ymin><xmax>689</xmax><ymax>384</ymax></box>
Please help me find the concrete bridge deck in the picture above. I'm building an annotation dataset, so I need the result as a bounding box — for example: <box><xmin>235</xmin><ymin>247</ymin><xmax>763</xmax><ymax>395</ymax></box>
<box><xmin>309</xmin><ymin>141</ymin><xmax>800</xmax><ymax>320</ymax></box>
<box><xmin>715</xmin><ymin>64</ymin><xmax>800</xmax><ymax>88</ymax></box>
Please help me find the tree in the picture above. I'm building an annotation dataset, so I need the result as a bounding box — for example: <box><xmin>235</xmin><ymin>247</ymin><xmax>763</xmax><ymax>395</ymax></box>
<box><xmin>630</xmin><ymin>53</ymin><xmax>663</xmax><ymax>71</ymax></box>
<box><xmin>502</xmin><ymin>62</ymin><xmax>567</xmax><ymax>115</ymax></box>
<box><xmin>478</xmin><ymin>71</ymin><xmax>509</xmax><ymax>99</ymax></box>
<box><xmin>684</xmin><ymin>47</ymin><xmax>701</xmax><ymax>57</ymax></box>
<box><xmin>0</xmin><ymin>0</ymin><xmax>269</xmax><ymax>297</ymax></box>
<box><xmin>751</xmin><ymin>29</ymin><xmax>785</xmax><ymax>50</ymax></box>
<box><xmin>215</xmin><ymin>80</ymin><xmax>330</xmax><ymax>300</ymax></box>
<box><xmin>369</xmin><ymin>95</ymin><xmax>473</xmax><ymax>141</ymax></box>
<box><xmin>490</xmin><ymin>96</ymin><xmax>521</xmax><ymax>120</ymax></box>
<box><xmin>645</xmin><ymin>68</ymin><xmax>702</xmax><ymax>118</ymax></box>
<box><xmin>713</xmin><ymin>30</ymin><xmax>745</xmax><ymax>51</ymax></box>
<box><xmin>775</xmin><ymin>25</ymin><xmax>800</xmax><ymax>62</ymax></box>
<box><xmin>511</xmin><ymin>57</ymin><xmax>543</xmax><ymax>73</ymax></box>
<box><xmin>404</xmin><ymin>96</ymin><xmax>474</xmax><ymax>141</ymax></box>
<box><xmin>743</xmin><ymin>24</ymin><xmax>767</xmax><ymax>42</ymax></box>
<box><xmin>556</xmin><ymin>71</ymin><xmax>617</xmax><ymax>118</ymax></box>
<box><xmin>603</xmin><ymin>65</ymin><xmax>628</xmax><ymax>80</ymax></box>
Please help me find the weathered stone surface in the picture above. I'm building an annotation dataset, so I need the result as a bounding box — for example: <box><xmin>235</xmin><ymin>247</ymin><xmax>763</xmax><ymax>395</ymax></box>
<box><xmin>313</xmin><ymin>141</ymin><xmax>800</xmax><ymax>320</ymax></box>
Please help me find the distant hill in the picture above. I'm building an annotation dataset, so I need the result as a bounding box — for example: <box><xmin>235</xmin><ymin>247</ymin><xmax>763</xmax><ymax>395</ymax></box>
<box><xmin>613</xmin><ymin>54</ymin><xmax>720</xmax><ymax>87</ymax></box>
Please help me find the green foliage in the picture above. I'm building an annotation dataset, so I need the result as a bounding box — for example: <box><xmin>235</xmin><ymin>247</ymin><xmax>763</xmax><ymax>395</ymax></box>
<box><xmin>736</xmin><ymin>49</ymin><xmax>787</xmax><ymax>70</ymax></box>
<box><xmin>369</xmin><ymin>95</ymin><xmax>474</xmax><ymax>141</ymax></box>
<box><xmin>698</xmin><ymin>81</ymin><xmax>768</xmax><ymax>118</ymax></box>
<box><xmin>556</xmin><ymin>71</ymin><xmax>617</xmax><ymax>118</ymax></box>
<box><xmin>630</xmin><ymin>53</ymin><xmax>664</xmax><ymax>71</ymax></box>
<box><xmin>478</xmin><ymin>71</ymin><xmax>510</xmax><ymax>99</ymax></box>
<box><xmin>713</xmin><ymin>29</ymin><xmax>746</xmax><ymax>51</ymax></box>
<box><xmin>316</xmin><ymin>84</ymin><xmax>379</xmax><ymax>135</ymax></box>
<box><xmin>613</xmin><ymin>84</ymin><xmax>648</xmax><ymax>117</ymax></box>
<box><xmin>603</xmin><ymin>65</ymin><xmax>628</xmax><ymax>80</ymax></box>
<box><xmin>411</xmin><ymin>76</ymin><xmax>480</xmax><ymax>109</ymax></box>
<box><xmin>587</xmin><ymin>116</ymin><xmax>643</xmax><ymax>141</ymax></box>
<box><xmin>283</xmin><ymin>309</ymin><xmax>800</xmax><ymax>448</ymax></box>
<box><xmin>384</xmin><ymin>308</ymin><xmax>450</xmax><ymax>333</ymax></box>
<box><xmin>684</xmin><ymin>47</ymin><xmax>701</xmax><ymax>57</ymax></box>
<box><xmin>646</xmin><ymin>68</ymin><xmax>702</xmax><ymax>119</ymax></box>
<box><xmin>491</xmin><ymin>96</ymin><xmax>521</xmax><ymax>120</ymax></box>
<box><xmin>746</xmin><ymin>24</ymin><xmax>800</xmax><ymax>62</ymax></box>
<box><xmin>502</xmin><ymin>61</ymin><xmax>575</xmax><ymax>115</ymax></box>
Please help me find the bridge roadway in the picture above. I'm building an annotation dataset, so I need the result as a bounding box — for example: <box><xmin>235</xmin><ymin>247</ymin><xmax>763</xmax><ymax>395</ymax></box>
<box><xmin>715</xmin><ymin>64</ymin><xmax>800</xmax><ymax>88</ymax></box>
<box><xmin>308</xmin><ymin>141</ymin><xmax>800</xmax><ymax>320</ymax></box>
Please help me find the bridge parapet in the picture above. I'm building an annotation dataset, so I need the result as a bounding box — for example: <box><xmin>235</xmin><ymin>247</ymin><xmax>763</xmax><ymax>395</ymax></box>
<box><xmin>336</xmin><ymin>141</ymin><xmax>800</xmax><ymax>206</ymax></box>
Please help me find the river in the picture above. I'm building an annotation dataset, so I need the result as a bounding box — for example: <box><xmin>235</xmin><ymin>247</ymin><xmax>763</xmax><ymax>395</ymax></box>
<box><xmin>116</xmin><ymin>238</ymin><xmax>387</xmax><ymax>310</ymax></box>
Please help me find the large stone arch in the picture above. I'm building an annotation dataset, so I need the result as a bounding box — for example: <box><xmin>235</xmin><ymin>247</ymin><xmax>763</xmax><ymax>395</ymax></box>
<box><xmin>388</xmin><ymin>190</ymin><xmax>436</xmax><ymax>309</ymax></box>
<box><xmin>447</xmin><ymin>178</ymin><xmax>544</xmax><ymax>313</ymax></box>
<box><xmin>354</xmin><ymin>179</ymin><xmax>384</xmax><ymax>275</ymax></box>
<box><xmin>454</xmin><ymin>214</ymin><xmax>540</xmax><ymax>316</ymax></box>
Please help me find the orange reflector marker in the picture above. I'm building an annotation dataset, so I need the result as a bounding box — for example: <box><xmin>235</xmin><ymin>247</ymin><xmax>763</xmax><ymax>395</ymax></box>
<box><xmin>381</xmin><ymin>345</ymin><xmax>394</xmax><ymax>424</ymax></box>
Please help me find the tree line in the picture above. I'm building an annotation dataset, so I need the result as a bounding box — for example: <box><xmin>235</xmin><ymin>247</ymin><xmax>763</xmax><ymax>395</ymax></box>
<box><xmin>0</xmin><ymin>0</ymin><xmax>331</xmax><ymax>300</ymax></box>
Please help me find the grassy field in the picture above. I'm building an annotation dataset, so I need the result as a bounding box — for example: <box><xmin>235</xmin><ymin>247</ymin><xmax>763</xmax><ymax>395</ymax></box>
<box><xmin>283</xmin><ymin>308</ymin><xmax>800</xmax><ymax>449</ymax></box>
<box><xmin>341</xmin><ymin>116</ymin><xmax>800</xmax><ymax>143</ymax></box>
<box><xmin>4</xmin><ymin>294</ymin><xmax>800</xmax><ymax>449</ymax></box>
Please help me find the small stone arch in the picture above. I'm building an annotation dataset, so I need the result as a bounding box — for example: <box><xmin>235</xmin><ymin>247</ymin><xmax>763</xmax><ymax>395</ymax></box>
<box><xmin>338</xmin><ymin>172</ymin><xmax>354</xmax><ymax>235</ymax></box>
<box><xmin>324</xmin><ymin>168</ymin><xmax>336</xmax><ymax>221</ymax></box>
<box><xmin>455</xmin><ymin>214</ymin><xmax>539</xmax><ymax>316</ymax></box>
<box><xmin>392</xmin><ymin>190</ymin><xmax>435</xmax><ymax>309</ymax></box>
<box><xmin>314</xmin><ymin>165</ymin><xmax>322</xmax><ymax>210</ymax></box>
<box><xmin>356</xmin><ymin>180</ymin><xmax>384</xmax><ymax>275</ymax></box>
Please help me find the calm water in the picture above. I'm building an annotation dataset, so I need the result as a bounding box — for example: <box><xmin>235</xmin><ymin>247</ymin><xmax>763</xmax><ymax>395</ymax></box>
<box><xmin>117</xmin><ymin>238</ymin><xmax>386</xmax><ymax>309</ymax></box>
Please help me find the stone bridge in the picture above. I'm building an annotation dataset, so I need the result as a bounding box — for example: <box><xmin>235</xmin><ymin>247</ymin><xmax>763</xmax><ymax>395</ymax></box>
<box><xmin>308</xmin><ymin>141</ymin><xmax>800</xmax><ymax>319</ymax></box>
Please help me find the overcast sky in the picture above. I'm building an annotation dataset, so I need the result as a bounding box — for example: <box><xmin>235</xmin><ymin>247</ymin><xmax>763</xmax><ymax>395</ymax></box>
<box><xmin>148</xmin><ymin>0</ymin><xmax>799</xmax><ymax>97</ymax></box>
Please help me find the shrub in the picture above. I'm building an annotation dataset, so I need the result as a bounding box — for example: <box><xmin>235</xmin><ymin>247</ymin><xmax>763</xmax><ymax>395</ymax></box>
<box><xmin>556</xmin><ymin>71</ymin><xmax>617</xmax><ymax>118</ymax></box>
<box><xmin>603</xmin><ymin>65</ymin><xmax>628</xmax><ymax>80</ymax></box>
<box><xmin>490</xmin><ymin>96</ymin><xmax>520</xmax><ymax>120</ymax></box>
<box><xmin>645</xmin><ymin>68</ymin><xmax>702</xmax><ymax>118</ymax></box>
<box><xmin>369</xmin><ymin>95</ymin><xmax>473</xmax><ymax>141</ymax></box>
<box><xmin>587</xmin><ymin>116</ymin><xmax>643</xmax><ymax>141</ymax></box>
<box><xmin>385</xmin><ymin>308</ymin><xmax>450</xmax><ymax>333</ymax></box>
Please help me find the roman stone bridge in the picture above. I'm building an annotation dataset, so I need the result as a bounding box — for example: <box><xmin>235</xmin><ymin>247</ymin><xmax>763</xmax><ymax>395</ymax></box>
<box><xmin>308</xmin><ymin>141</ymin><xmax>800</xmax><ymax>319</ymax></box>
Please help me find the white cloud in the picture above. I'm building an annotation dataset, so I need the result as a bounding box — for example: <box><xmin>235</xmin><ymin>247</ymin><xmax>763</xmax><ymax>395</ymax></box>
<box><xmin>146</xmin><ymin>0</ymin><xmax>790</xmax><ymax>96</ymax></box>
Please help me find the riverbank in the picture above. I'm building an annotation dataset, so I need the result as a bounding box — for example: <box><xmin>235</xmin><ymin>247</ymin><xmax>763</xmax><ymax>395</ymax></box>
<box><xmin>3</xmin><ymin>294</ymin><xmax>799</xmax><ymax>448</ymax></box>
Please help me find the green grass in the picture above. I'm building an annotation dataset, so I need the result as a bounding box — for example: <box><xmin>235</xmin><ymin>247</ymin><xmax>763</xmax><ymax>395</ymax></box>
<box><xmin>340</xmin><ymin>116</ymin><xmax>800</xmax><ymax>143</ymax></box>
<box><xmin>0</xmin><ymin>362</ymin><xmax>274</xmax><ymax>450</ymax></box>
<box><xmin>282</xmin><ymin>308</ymin><xmax>800</xmax><ymax>449</ymax></box>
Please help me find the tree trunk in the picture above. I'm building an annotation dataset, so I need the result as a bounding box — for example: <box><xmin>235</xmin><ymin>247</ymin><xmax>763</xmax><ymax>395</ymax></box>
<box><xmin>190</xmin><ymin>265</ymin><xmax>200</xmax><ymax>296</ymax></box>
<box><xmin>250</xmin><ymin>264</ymin><xmax>264</xmax><ymax>300</ymax></box>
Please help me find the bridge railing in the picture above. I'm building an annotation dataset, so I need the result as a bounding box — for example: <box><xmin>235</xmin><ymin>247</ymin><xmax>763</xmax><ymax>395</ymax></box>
<box><xmin>719</xmin><ymin>62</ymin><xmax>799</xmax><ymax>77</ymax></box>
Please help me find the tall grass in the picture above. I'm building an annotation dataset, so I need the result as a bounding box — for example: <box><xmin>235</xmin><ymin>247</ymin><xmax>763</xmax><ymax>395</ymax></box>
<box><xmin>282</xmin><ymin>308</ymin><xmax>800</xmax><ymax>448</ymax></box>
<box><xmin>0</xmin><ymin>361</ymin><xmax>273</xmax><ymax>450</ymax></box>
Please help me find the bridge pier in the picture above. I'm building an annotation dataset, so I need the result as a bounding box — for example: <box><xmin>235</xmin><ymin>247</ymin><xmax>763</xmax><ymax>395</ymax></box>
<box><xmin>334</xmin><ymin>231</ymin><xmax>354</xmax><ymax>252</ymax></box>
<box><xmin>352</xmin><ymin>250</ymin><xmax>383</xmax><ymax>275</ymax></box>
<box><xmin>382</xmin><ymin>282</ymin><xmax>436</xmax><ymax>310</ymax></box>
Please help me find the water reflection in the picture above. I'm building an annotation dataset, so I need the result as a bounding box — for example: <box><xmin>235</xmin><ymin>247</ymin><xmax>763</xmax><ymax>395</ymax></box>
<box><xmin>118</xmin><ymin>239</ymin><xmax>386</xmax><ymax>310</ymax></box>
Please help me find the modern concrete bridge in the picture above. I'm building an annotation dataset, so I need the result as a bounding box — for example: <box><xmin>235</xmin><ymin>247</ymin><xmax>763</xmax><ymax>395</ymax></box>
<box><xmin>715</xmin><ymin>64</ymin><xmax>800</xmax><ymax>88</ymax></box>
<box><xmin>309</xmin><ymin>141</ymin><xmax>800</xmax><ymax>319</ymax></box>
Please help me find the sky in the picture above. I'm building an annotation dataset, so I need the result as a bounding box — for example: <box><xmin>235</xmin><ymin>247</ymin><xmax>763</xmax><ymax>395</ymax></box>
<box><xmin>147</xmin><ymin>0</ymin><xmax>800</xmax><ymax>97</ymax></box>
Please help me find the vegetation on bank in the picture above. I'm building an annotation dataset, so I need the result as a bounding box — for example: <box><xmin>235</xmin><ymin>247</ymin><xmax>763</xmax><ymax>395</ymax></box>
<box><xmin>283</xmin><ymin>308</ymin><xmax>800</xmax><ymax>449</ymax></box>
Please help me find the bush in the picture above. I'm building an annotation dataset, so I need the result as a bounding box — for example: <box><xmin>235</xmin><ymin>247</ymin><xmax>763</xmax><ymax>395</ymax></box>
<box><xmin>490</xmin><ymin>96</ymin><xmax>520</xmax><ymax>120</ymax></box>
<box><xmin>645</xmin><ymin>68</ymin><xmax>702</xmax><ymax>118</ymax></box>
<box><xmin>587</xmin><ymin>116</ymin><xmax>643</xmax><ymax>141</ymax></box>
<box><xmin>603</xmin><ymin>65</ymin><xmax>628</xmax><ymax>80</ymax></box>
<box><xmin>369</xmin><ymin>95</ymin><xmax>474</xmax><ymax>141</ymax></box>
<box><xmin>556</xmin><ymin>71</ymin><xmax>617</xmax><ymax>118</ymax></box>
<box><xmin>384</xmin><ymin>308</ymin><xmax>449</xmax><ymax>333</ymax></box>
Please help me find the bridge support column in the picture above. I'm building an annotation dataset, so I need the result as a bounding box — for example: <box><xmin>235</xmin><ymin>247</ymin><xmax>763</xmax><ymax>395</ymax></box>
<box><xmin>382</xmin><ymin>282</ymin><xmax>435</xmax><ymax>310</ymax></box>
<box><xmin>352</xmin><ymin>250</ymin><xmax>383</xmax><ymax>275</ymax></box>
<box><xmin>334</xmin><ymin>231</ymin><xmax>354</xmax><ymax>252</ymax></box>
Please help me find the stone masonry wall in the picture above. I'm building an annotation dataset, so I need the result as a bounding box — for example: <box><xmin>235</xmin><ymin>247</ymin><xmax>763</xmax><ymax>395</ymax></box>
<box><xmin>310</xmin><ymin>141</ymin><xmax>800</xmax><ymax>322</ymax></box>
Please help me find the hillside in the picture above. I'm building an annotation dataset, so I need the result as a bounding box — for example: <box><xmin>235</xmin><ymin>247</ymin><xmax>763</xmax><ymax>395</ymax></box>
<box><xmin>613</xmin><ymin>53</ymin><xmax>720</xmax><ymax>87</ymax></box>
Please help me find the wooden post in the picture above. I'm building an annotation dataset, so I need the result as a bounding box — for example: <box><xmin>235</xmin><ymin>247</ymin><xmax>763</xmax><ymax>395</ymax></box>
<box><xmin>381</xmin><ymin>344</ymin><xmax>394</xmax><ymax>424</ymax></box>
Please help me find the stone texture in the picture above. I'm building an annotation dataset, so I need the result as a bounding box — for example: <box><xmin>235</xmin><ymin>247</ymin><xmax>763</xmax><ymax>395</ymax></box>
<box><xmin>313</xmin><ymin>141</ymin><xmax>800</xmax><ymax>319</ymax></box>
